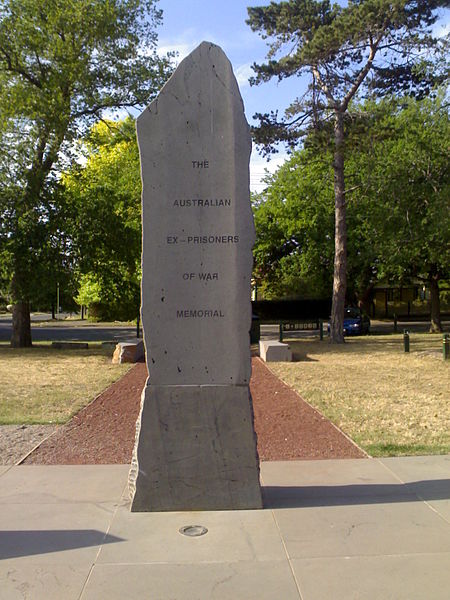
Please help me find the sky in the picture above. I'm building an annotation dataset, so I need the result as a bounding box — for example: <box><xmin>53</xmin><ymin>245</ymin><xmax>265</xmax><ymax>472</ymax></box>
<box><xmin>154</xmin><ymin>0</ymin><xmax>450</xmax><ymax>192</ymax></box>
<box><xmin>155</xmin><ymin>0</ymin><xmax>296</xmax><ymax>192</ymax></box>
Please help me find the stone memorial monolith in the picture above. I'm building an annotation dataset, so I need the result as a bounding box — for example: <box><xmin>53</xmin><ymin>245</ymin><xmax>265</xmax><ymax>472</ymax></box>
<box><xmin>129</xmin><ymin>41</ymin><xmax>262</xmax><ymax>511</ymax></box>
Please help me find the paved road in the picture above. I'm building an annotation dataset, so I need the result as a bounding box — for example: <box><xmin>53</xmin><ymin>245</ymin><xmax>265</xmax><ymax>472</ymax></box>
<box><xmin>1</xmin><ymin>315</ymin><xmax>446</xmax><ymax>343</ymax></box>
<box><xmin>0</xmin><ymin>317</ymin><xmax>137</xmax><ymax>343</ymax></box>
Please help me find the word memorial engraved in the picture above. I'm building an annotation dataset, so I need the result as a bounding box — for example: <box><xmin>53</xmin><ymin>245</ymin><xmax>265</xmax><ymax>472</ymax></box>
<box><xmin>129</xmin><ymin>42</ymin><xmax>262</xmax><ymax>511</ymax></box>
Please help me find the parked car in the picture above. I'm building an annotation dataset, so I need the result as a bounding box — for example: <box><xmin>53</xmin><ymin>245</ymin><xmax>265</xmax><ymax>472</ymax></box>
<box><xmin>328</xmin><ymin>307</ymin><xmax>371</xmax><ymax>336</ymax></box>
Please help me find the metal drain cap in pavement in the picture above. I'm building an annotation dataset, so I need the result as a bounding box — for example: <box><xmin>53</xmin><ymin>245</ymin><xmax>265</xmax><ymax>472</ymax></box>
<box><xmin>179</xmin><ymin>525</ymin><xmax>208</xmax><ymax>537</ymax></box>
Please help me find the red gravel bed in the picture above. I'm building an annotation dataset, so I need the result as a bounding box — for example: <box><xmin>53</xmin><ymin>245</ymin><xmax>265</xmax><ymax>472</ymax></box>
<box><xmin>24</xmin><ymin>358</ymin><xmax>365</xmax><ymax>464</ymax></box>
<box><xmin>251</xmin><ymin>358</ymin><xmax>364</xmax><ymax>460</ymax></box>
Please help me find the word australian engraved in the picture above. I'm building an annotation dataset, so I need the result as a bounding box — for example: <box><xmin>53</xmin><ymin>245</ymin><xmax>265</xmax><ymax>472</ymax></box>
<box><xmin>173</xmin><ymin>198</ymin><xmax>231</xmax><ymax>207</ymax></box>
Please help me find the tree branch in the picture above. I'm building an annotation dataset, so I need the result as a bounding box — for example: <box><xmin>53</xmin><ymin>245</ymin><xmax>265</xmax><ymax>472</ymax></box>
<box><xmin>344</xmin><ymin>184</ymin><xmax>362</xmax><ymax>196</ymax></box>
<box><xmin>72</xmin><ymin>101</ymin><xmax>139</xmax><ymax>120</ymax></box>
<box><xmin>312</xmin><ymin>65</ymin><xmax>336</xmax><ymax>107</ymax></box>
<box><xmin>341</xmin><ymin>36</ymin><xmax>381</xmax><ymax>111</ymax></box>
<box><xmin>0</xmin><ymin>47</ymin><xmax>42</xmax><ymax>89</ymax></box>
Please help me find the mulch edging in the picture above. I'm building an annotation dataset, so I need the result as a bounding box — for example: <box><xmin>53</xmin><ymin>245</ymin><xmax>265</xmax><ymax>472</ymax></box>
<box><xmin>24</xmin><ymin>358</ymin><xmax>365</xmax><ymax>464</ymax></box>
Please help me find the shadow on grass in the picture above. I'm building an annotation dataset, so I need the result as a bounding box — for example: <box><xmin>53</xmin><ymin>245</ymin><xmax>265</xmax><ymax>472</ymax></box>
<box><xmin>292</xmin><ymin>353</ymin><xmax>319</xmax><ymax>362</ymax></box>
<box><xmin>0</xmin><ymin>342</ymin><xmax>113</xmax><ymax>359</ymax></box>
<box><xmin>283</xmin><ymin>335</ymin><xmax>444</xmax><ymax>357</ymax></box>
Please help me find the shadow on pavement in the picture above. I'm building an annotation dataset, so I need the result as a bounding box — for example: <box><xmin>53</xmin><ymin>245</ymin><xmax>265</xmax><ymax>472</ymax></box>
<box><xmin>263</xmin><ymin>479</ymin><xmax>450</xmax><ymax>508</ymax></box>
<box><xmin>0</xmin><ymin>530</ymin><xmax>125</xmax><ymax>559</ymax></box>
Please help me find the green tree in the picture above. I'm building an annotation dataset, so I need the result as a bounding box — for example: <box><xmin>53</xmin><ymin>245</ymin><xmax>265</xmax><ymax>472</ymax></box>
<box><xmin>0</xmin><ymin>0</ymin><xmax>171</xmax><ymax>346</ymax></box>
<box><xmin>347</xmin><ymin>94</ymin><xmax>450</xmax><ymax>331</ymax></box>
<box><xmin>253</xmin><ymin>94</ymin><xmax>449</xmax><ymax>330</ymax></box>
<box><xmin>252</xmin><ymin>147</ymin><xmax>334</xmax><ymax>299</ymax></box>
<box><xmin>252</xmin><ymin>140</ymin><xmax>378</xmax><ymax>306</ymax></box>
<box><xmin>63</xmin><ymin>118</ymin><xmax>142</xmax><ymax>322</ymax></box>
<box><xmin>247</xmin><ymin>0</ymin><xmax>447</xmax><ymax>341</ymax></box>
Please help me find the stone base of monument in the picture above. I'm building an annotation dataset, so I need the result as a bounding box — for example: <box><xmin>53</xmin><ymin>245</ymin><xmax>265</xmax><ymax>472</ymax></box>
<box><xmin>129</xmin><ymin>383</ymin><xmax>262</xmax><ymax>511</ymax></box>
<box><xmin>112</xmin><ymin>338</ymin><xmax>144</xmax><ymax>364</ymax></box>
<box><xmin>259</xmin><ymin>340</ymin><xmax>293</xmax><ymax>362</ymax></box>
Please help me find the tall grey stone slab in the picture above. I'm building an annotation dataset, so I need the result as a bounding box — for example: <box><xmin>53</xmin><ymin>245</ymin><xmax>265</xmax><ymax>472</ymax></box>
<box><xmin>129</xmin><ymin>42</ymin><xmax>262</xmax><ymax>511</ymax></box>
<box><xmin>138</xmin><ymin>41</ymin><xmax>254</xmax><ymax>386</ymax></box>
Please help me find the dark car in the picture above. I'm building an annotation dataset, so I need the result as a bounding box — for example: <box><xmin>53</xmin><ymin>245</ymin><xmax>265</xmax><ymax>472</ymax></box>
<box><xmin>328</xmin><ymin>307</ymin><xmax>371</xmax><ymax>336</ymax></box>
<box><xmin>343</xmin><ymin>307</ymin><xmax>370</xmax><ymax>335</ymax></box>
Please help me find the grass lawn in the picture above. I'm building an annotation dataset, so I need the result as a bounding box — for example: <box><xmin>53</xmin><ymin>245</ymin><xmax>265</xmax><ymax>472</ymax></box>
<box><xmin>267</xmin><ymin>333</ymin><xmax>449</xmax><ymax>457</ymax></box>
<box><xmin>0</xmin><ymin>343</ymin><xmax>132</xmax><ymax>425</ymax></box>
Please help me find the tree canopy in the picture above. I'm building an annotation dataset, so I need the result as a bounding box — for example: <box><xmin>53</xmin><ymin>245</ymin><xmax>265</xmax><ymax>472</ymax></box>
<box><xmin>252</xmin><ymin>93</ymin><xmax>449</xmax><ymax>330</ymax></box>
<box><xmin>252</xmin><ymin>146</ymin><xmax>334</xmax><ymax>299</ymax></box>
<box><xmin>63</xmin><ymin>118</ymin><xmax>142</xmax><ymax>321</ymax></box>
<box><xmin>247</xmin><ymin>0</ymin><xmax>448</xmax><ymax>341</ymax></box>
<box><xmin>349</xmin><ymin>93</ymin><xmax>450</xmax><ymax>330</ymax></box>
<box><xmin>0</xmin><ymin>0</ymin><xmax>172</xmax><ymax>345</ymax></box>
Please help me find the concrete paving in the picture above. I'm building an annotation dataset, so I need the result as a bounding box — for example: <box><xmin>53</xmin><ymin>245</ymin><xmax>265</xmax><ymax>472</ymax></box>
<box><xmin>0</xmin><ymin>456</ymin><xmax>449</xmax><ymax>599</ymax></box>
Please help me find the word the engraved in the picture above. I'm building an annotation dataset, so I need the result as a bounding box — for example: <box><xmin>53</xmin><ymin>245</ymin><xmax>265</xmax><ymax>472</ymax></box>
<box><xmin>173</xmin><ymin>198</ymin><xmax>231</xmax><ymax>208</ymax></box>
<box><xmin>177</xmin><ymin>309</ymin><xmax>225</xmax><ymax>318</ymax></box>
<box><xmin>192</xmin><ymin>160</ymin><xmax>209</xmax><ymax>168</ymax></box>
<box><xmin>167</xmin><ymin>235</ymin><xmax>239</xmax><ymax>245</ymax></box>
<box><xmin>183</xmin><ymin>273</ymin><xmax>219</xmax><ymax>281</ymax></box>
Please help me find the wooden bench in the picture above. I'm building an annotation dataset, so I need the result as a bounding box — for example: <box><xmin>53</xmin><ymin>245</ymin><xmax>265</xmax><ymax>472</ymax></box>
<box><xmin>278</xmin><ymin>319</ymin><xmax>324</xmax><ymax>341</ymax></box>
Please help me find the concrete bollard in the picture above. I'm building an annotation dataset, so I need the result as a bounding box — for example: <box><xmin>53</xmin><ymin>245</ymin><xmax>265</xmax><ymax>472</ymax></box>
<box><xmin>443</xmin><ymin>334</ymin><xmax>449</xmax><ymax>361</ymax></box>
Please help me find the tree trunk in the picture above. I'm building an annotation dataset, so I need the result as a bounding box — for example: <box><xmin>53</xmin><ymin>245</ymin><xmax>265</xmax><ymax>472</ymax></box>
<box><xmin>358</xmin><ymin>282</ymin><xmax>375</xmax><ymax>315</ymax></box>
<box><xmin>429</xmin><ymin>275</ymin><xmax>442</xmax><ymax>333</ymax></box>
<box><xmin>11</xmin><ymin>301</ymin><xmax>32</xmax><ymax>347</ymax></box>
<box><xmin>330</xmin><ymin>110</ymin><xmax>347</xmax><ymax>343</ymax></box>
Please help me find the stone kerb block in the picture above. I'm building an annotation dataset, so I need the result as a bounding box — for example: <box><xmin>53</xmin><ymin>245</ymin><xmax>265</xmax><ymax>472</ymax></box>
<box><xmin>259</xmin><ymin>340</ymin><xmax>293</xmax><ymax>362</ymax></box>
<box><xmin>129</xmin><ymin>41</ymin><xmax>262</xmax><ymax>512</ymax></box>
<box><xmin>112</xmin><ymin>338</ymin><xmax>144</xmax><ymax>364</ymax></box>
